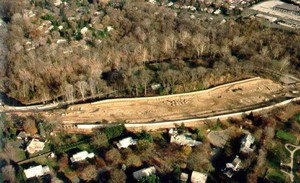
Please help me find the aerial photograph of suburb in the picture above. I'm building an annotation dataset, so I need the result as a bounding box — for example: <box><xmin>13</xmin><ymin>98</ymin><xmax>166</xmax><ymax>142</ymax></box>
<box><xmin>0</xmin><ymin>0</ymin><xmax>299</xmax><ymax>182</ymax></box>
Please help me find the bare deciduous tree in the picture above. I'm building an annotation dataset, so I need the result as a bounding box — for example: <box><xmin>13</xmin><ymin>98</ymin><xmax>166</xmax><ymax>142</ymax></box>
<box><xmin>1</xmin><ymin>165</ymin><xmax>16</xmax><ymax>182</ymax></box>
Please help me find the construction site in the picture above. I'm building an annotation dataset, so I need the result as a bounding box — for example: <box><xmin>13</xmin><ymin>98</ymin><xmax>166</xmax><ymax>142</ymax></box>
<box><xmin>38</xmin><ymin>77</ymin><xmax>299</xmax><ymax>127</ymax></box>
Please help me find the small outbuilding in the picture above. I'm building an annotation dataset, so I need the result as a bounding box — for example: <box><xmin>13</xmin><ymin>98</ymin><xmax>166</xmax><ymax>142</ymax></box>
<box><xmin>180</xmin><ymin>172</ymin><xmax>189</xmax><ymax>182</ymax></box>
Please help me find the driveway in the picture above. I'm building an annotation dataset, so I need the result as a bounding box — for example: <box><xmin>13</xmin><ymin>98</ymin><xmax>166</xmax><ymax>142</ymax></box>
<box><xmin>280</xmin><ymin>143</ymin><xmax>300</xmax><ymax>182</ymax></box>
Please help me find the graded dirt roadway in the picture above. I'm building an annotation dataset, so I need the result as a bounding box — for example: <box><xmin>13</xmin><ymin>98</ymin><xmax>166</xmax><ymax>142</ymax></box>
<box><xmin>51</xmin><ymin>77</ymin><xmax>290</xmax><ymax>124</ymax></box>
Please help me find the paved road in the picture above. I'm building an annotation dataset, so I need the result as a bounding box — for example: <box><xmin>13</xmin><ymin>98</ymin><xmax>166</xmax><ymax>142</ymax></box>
<box><xmin>280</xmin><ymin>143</ymin><xmax>300</xmax><ymax>182</ymax></box>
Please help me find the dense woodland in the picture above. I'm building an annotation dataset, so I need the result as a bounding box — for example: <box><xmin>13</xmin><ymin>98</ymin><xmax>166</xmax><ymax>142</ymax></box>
<box><xmin>0</xmin><ymin>0</ymin><xmax>299</xmax><ymax>104</ymax></box>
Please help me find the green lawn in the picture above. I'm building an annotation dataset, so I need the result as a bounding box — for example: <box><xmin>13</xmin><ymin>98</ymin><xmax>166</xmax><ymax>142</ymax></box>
<box><xmin>276</xmin><ymin>130</ymin><xmax>297</xmax><ymax>144</ymax></box>
<box><xmin>267</xmin><ymin>141</ymin><xmax>289</xmax><ymax>168</ymax></box>
<box><xmin>266</xmin><ymin>168</ymin><xmax>287</xmax><ymax>182</ymax></box>
<box><xmin>294</xmin><ymin>150</ymin><xmax>300</xmax><ymax>183</ymax></box>
<box><xmin>296</xmin><ymin>113</ymin><xmax>300</xmax><ymax>124</ymax></box>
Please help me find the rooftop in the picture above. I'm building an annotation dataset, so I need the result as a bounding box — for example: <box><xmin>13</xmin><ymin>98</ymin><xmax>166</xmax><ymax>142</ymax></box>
<box><xmin>169</xmin><ymin>129</ymin><xmax>201</xmax><ymax>146</ymax></box>
<box><xmin>17</xmin><ymin>131</ymin><xmax>29</xmax><ymax>139</ymax></box>
<box><xmin>24</xmin><ymin>165</ymin><xmax>50</xmax><ymax>179</ymax></box>
<box><xmin>224</xmin><ymin>156</ymin><xmax>242</xmax><ymax>178</ymax></box>
<box><xmin>240</xmin><ymin>134</ymin><xmax>255</xmax><ymax>153</ymax></box>
<box><xmin>180</xmin><ymin>172</ymin><xmax>189</xmax><ymax>182</ymax></box>
<box><xmin>70</xmin><ymin>151</ymin><xmax>95</xmax><ymax>163</ymax></box>
<box><xmin>274</xmin><ymin>3</ymin><xmax>300</xmax><ymax>13</ymax></box>
<box><xmin>191</xmin><ymin>171</ymin><xmax>208</xmax><ymax>183</ymax></box>
<box><xmin>207</xmin><ymin>129</ymin><xmax>230</xmax><ymax>148</ymax></box>
<box><xmin>133</xmin><ymin>166</ymin><xmax>156</xmax><ymax>180</ymax></box>
<box><xmin>116</xmin><ymin>137</ymin><xmax>137</xmax><ymax>149</ymax></box>
<box><xmin>26</xmin><ymin>139</ymin><xmax>45</xmax><ymax>154</ymax></box>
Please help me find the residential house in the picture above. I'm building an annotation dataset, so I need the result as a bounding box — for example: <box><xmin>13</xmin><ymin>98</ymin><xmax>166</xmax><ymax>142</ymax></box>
<box><xmin>133</xmin><ymin>166</ymin><xmax>156</xmax><ymax>180</ymax></box>
<box><xmin>26</xmin><ymin>139</ymin><xmax>45</xmax><ymax>154</ymax></box>
<box><xmin>116</xmin><ymin>137</ymin><xmax>137</xmax><ymax>149</ymax></box>
<box><xmin>70</xmin><ymin>151</ymin><xmax>95</xmax><ymax>163</ymax></box>
<box><xmin>24</xmin><ymin>165</ymin><xmax>50</xmax><ymax>179</ymax></box>
<box><xmin>240</xmin><ymin>134</ymin><xmax>255</xmax><ymax>154</ymax></box>
<box><xmin>223</xmin><ymin>156</ymin><xmax>242</xmax><ymax>178</ymax></box>
<box><xmin>169</xmin><ymin>129</ymin><xmax>201</xmax><ymax>146</ymax></box>
<box><xmin>191</xmin><ymin>171</ymin><xmax>208</xmax><ymax>183</ymax></box>
<box><xmin>207</xmin><ymin>129</ymin><xmax>230</xmax><ymax>148</ymax></box>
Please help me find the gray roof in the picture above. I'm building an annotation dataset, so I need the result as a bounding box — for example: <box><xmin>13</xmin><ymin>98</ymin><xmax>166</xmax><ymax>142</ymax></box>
<box><xmin>274</xmin><ymin>3</ymin><xmax>300</xmax><ymax>13</ymax></box>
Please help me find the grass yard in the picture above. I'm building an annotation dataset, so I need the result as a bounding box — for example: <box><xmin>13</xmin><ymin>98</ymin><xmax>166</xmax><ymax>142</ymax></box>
<box><xmin>276</xmin><ymin>130</ymin><xmax>297</xmax><ymax>144</ymax></box>
<box><xmin>294</xmin><ymin>151</ymin><xmax>300</xmax><ymax>183</ymax></box>
<box><xmin>296</xmin><ymin>113</ymin><xmax>300</xmax><ymax>124</ymax></box>
<box><xmin>266</xmin><ymin>168</ymin><xmax>287</xmax><ymax>182</ymax></box>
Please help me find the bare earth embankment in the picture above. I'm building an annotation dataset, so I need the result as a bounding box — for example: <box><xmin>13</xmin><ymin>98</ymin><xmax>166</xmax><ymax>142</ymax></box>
<box><xmin>51</xmin><ymin>77</ymin><xmax>293</xmax><ymax>124</ymax></box>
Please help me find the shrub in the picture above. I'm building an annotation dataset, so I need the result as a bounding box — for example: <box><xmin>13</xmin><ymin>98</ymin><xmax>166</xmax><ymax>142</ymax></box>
<box><xmin>139</xmin><ymin>174</ymin><xmax>160</xmax><ymax>183</ymax></box>
<box><xmin>296</xmin><ymin>113</ymin><xmax>300</xmax><ymax>124</ymax></box>
<box><xmin>136</xmin><ymin>130</ymin><xmax>153</xmax><ymax>143</ymax></box>
<box><xmin>105</xmin><ymin>148</ymin><xmax>121</xmax><ymax>164</ymax></box>
<box><xmin>79</xmin><ymin>165</ymin><xmax>98</xmax><ymax>181</ymax></box>
<box><xmin>104</xmin><ymin>125</ymin><xmax>125</xmax><ymax>140</ymax></box>
<box><xmin>109</xmin><ymin>169</ymin><xmax>127</xmax><ymax>183</ymax></box>
<box><xmin>125</xmin><ymin>154</ymin><xmax>142</xmax><ymax>167</ymax></box>
<box><xmin>91</xmin><ymin>133</ymin><xmax>108</xmax><ymax>147</ymax></box>
<box><xmin>23</xmin><ymin>118</ymin><xmax>38</xmax><ymax>135</ymax></box>
<box><xmin>181</xmin><ymin>145</ymin><xmax>192</xmax><ymax>156</ymax></box>
<box><xmin>136</xmin><ymin>140</ymin><xmax>153</xmax><ymax>153</ymax></box>
<box><xmin>178</xmin><ymin>123</ymin><xmax>185</xmax><ymax>134</ymax></box>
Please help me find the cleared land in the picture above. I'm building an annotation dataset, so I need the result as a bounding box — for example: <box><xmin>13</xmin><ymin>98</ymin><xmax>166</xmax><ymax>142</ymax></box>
<box><xmin>49</xmin><ymin>77</ymin><xmax>290</xmax><ymax>123</ymax></box>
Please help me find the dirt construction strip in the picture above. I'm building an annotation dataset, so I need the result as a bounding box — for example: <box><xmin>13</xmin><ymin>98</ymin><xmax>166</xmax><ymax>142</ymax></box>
<box><xmin>62</xmin><ymin>96</ymin><xmax>300</xmax><ymax>133</ymax></box>
<box><xmin>49</xmin><ymin>77</ymin><xmax>295</xmax><ymax>124</ymax></box>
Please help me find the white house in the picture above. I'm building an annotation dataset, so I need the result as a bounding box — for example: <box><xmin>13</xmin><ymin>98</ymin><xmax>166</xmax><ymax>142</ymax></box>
<box><xmin>24</xmin><ymin>165</ymin><xmax>50</xmax><ymax>179</ymax></box>
<box><xmin>169</xmin><ymin>129</ymin><xmax>201</xmax><ymax>147</ymax></box>
<box><xmin>240</xmin><ymin>134</ymin><xmax>255</xmax><ymax>154</ymax></box>
<box><xmin>133</xmin><ymin>166</ymin><xmax>156</xmax><ymax>180</ymax></box>
<box><xmin>191</xmin><ymin>171</ymin><xmax>208</xmax><ymax>183</ymax></box>
<box><xmin>224</xmin><ymin>156</ymin><xmax>242</xmax><ymax>178</ymax></box>
<box><xmin>116</xmin><ymin>137</ymin><xmax>137</xmax><ymax>149</ymax></box>
<box><xmin>70</xmin><ymin>151</ymin><xmax>95</xmax><ymax>163</ymax></box>
<box><xmin>26</xmin><ymin>139</ymin><xmax>45</xmax><ymax>154</ymax></box>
